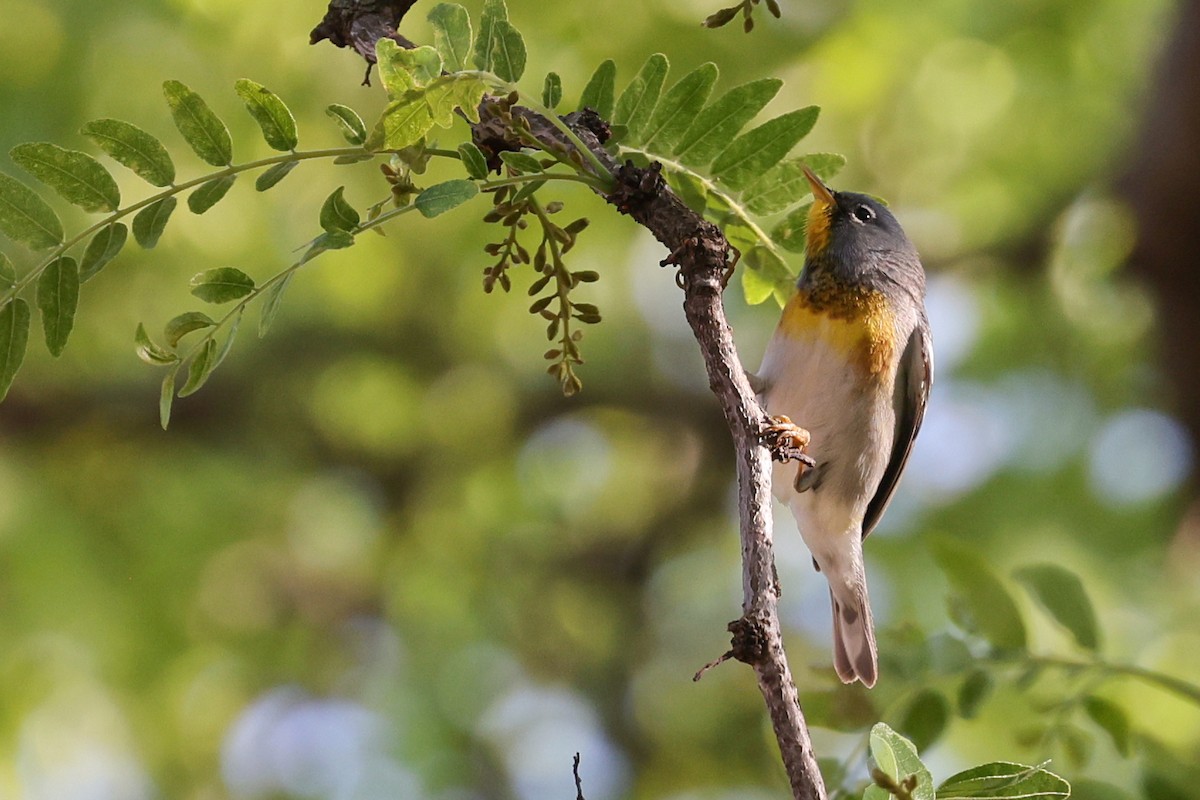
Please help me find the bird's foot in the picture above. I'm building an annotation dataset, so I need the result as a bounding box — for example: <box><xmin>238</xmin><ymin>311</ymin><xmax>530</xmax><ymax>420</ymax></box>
<box><xmin>760</xmin><ymin>415</ymin><xmax>815</xmax><ymax>468</ymax></box>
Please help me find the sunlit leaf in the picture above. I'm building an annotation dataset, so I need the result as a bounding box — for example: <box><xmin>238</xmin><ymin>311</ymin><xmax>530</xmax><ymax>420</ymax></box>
<box><xmin>1014</xmin><ymin>563</ymin><xmax>1101</xmax><ymax>652</ymax></box>
<box><xmin>164</xmin><ymin>311</ymin><xmax>216</xmax><ymax>348</ymax></box>
<box><xmin>325</xmin><ymin>104</ymin><xmax>368</xmax><ymax>145</ymax></box>
<box><xmin>163</xmin><ymin>80</ymin><xmax>233</xmax><ymax>167</ymax></box>
<box><xmin>132</xmin><ymin>197</ymin><xmax>176</xmax><ymax>249</ymax></box>
<box><xmin>641</xmin><ymin>63</ymin><xmax>718</xmax><ymax>152</ymax></box>
<box><xmin>579</xmin><ymin>60</ymin><xmax>616</xmax><ymax>119</ymax></box>
<box><xmin>472</xmin><ymin>0</ymin><xmax>508</xmax><ymax>72</ymax></box>
<box><xmin>614</xmin><ymin>53</ymin><xmax>668</xmax><ymax>145</ymax></box>
<box><xmin>931</xmin><ymin>537</ymin><xmax>1027</xmax><ymax>651</ymax></box>
<box><xmin>320</xmin><ymin>186</ymin><xmax>361</xmax><ymax>233</ymax></box>
<box><xmin>415</xmin><ymin>179</ymin><xmax>478</xmax><ymax>217</ymax></box>
<box><xmin>0</xmin><ymin>172</ymin><xmax>64</xmax><ymax>249</ymax></box>
<box><xmin>189</xmin><ymin>267</ymin><xmax>254</xmax><ymax>304</ymax></box>
<box><xmin>428</xmin><ymin>3</ymin><xmax>472</xmax><ymax>72</ymax></box>
<box><xmin>11</xmin><ymin>142</ymin><xmax>120</xmax><ymax>213</ymax></box>
<box><xmin>234</xmin><ymin>79</ymin><xmax>298</xmax><ymax>151</ymax></box>
<box><xmin>0</xmin><ymin>297</ymin><xmax>30</xmax><ymax>401</ymax></box>
<box><xmin>366</xmin><ymin>92</ymin><xmax>435</xmax><ymax>152</ymax></box>
<box><xmin>79</xmin><ymin>222</ymin><xmax>128</xmax><ymax>282</ymax></box>
<box><xmin>674</xmin><ymin>78</ymin><xmax>782</xmax><ymax>167</ymax></box>
<box><xmin>187</xmin><ymin>174</ymin><xmax>237</xmax><ymax>214</ymax></box>
<box><xmin>423</xmin><ymin>74</ymin><xmax>488</xmax><ymax>127</ymax></box>
<box><xmin>863</xmin><ymin>723</ymin><xmax>934</xmax><ymax>800</ymax></box>
<box><xmin>936</xmin><ymin>762</ymin><xmax>1070</xmax><ymax>799</ymax></box>
<box><xmin>743</xmin><ymin>153</ymin><xmax>847</xmax><ymax>215</ymax></box>
<box><xmin>36</xmin><ymin>256</ymin><xmax>78</xmax><ymax>357</ymax></box>
<box><xmin>135</xmin><ymin>323</ymin><xmax>179</xmax><ymax>365</ymax></box>
<box><xmin>741</xmin><ymin>245</ymin><xmax>794</xmax><ymax>306</ymax></box>
<box><xmin>179</xmin><ymin>338</ymin><xmax>217</xmax><ymax>397</ymax></box>
<box><xmin>255</xmin><ymin>160</ymin><xmax>298</xmax><ymax>192</ymax></box>
<box><xmin>489</xmin><ymin>19</ymin><xmax>526</xmax><ymax>82</ymax></box>
<box><xmin>711</xmin><ymin>106</ymin><xmax>818</xmax><ymax>190</ymax></box>
<box><xmin>81</xmin><ymin>118</ymin><xmax>176</xmax><ymax>187</ymax></box>
<box><xmin>542</xmin><ymin>72</ymin><xmax>562</xmax><ymax>109</ymax></box>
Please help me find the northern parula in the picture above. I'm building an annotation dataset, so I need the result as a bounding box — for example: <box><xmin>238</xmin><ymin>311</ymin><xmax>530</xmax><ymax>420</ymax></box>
<box><xmin>755</xmin><ymin>167</ymin><xmax>933</xmax><ymax>688</ymax></box>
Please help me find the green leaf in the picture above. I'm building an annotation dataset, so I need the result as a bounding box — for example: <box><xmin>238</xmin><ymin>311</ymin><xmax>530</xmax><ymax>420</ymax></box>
<box><xmin>542</xmin><ymin>72</ymin><xmax>562</xmax><ymax>109</ymax></box>
<box><xmin>134</xmin><ymin>323</ymin><xmax>179</xmax><ymax>365</ymax></box>
<box><xmin>499</xmin><ymin>151</ymin><xmax>544</xmax><ymax>173</ymax></box>
<box><xmin>936</xmin><ymin>762</ymin><xmax>1071</xmax><ymax>799</ymax></box>
<box><xmin>310</xmin><ymin>230</ymin><xmax>355</xmax><ymax>253</ymax></box>
<box><xmin>320</xmin><ymin>186</ymin><xmax>361</xmax><ymax>233</ymax></box>
<box><xmin>1084</xmin><ymin>696</ymin><xmax>1130</xmax><ymax>756</ymax></box>
<box><xmin>489</xmin><ymin>19</ymin><xmax>526</xmax><ymax>82</ymax></box>
<box><xmin>0</xmin><ymin>171</ymin><xmax>64</xmax><ymax>249</ymax></box>
<box><xmin>957</xmin><ymin>669</ymin><xmax>993</xmax><ymax>719</ymax></box>
<box><xmin>234</xmin><ymin>78</ymin><xmax>298</xmax><ymax>151</ymax></box>
<box><xmin>798</xmin><ymin>686</ymin><xmax>878</xmax><ymax>732</ymax></box>
<box><xmin>472</xmin><ymin>0</ymin><xmax>508</xmax><ymax>72</ymax></box>
<box><xmin>614</xmin><ymin>53</ymin><xmax>668</xmax><ymax>144</ymax></box>
<box><xmin>930</xmin><ymin>537</ymin><xmax>1027</xmax><ymax>651</ymax></box>
<box><xmin>741</xmin><ymin>245</ymin><xmax>794</xmax><ymax>306</ymax></box>
<box><xmin>897</xmin><ymin>688</ymin><xmax>950</xmax><ymax>753</ymax></box>
<box><xmin>80</xmin><ymin>118</ymin><xmax>176</xmax><ymax>187</ymax></box>
<box><xmin>366</xmin><ymin>92</ymin><xmax>435</xmax><ymax>152</ymax></box>
<box><xmin>255</xmin><ymin>160</ymin><xmax>298</xmax><ymax>191</ymax></box>
<box><xmin>132</xmin><ymin>197</ymin><xmax>177</xmax><ymax>249</ymax></box>
<box><xmin>179</xmin><ymin>338</ymin><xmax>218</xmax><ymax>397</ymax></box>
<box><xmin>189</xmin><ymin>267</ymin><xmax>254</xmax><ymax>304</ymax></box>
<box><xmin>211</xmin><ymin>307</ymin><xmax>243</xmax><ymax>372</ymax></box>
<box><xmin>36</xmin><ymin>256</ymin><xmax>78</xmax><ymax>357</ymax></box>
<box><xmin>325</xmin><ymin>104</ymin><xmax>368</xmax><ymax>145</ymax></box>
<box><xmin>422</xmin><ymin>73</ymin><xmax>488</xmax><ymax>126</ymax></box>
<box><xmin>458</xmin><ymin>142</ymin><xmax>489</xmax><ymax>179</ymax></box>
<box><xmin>1013</xmin><ymin>563</ymin><xmax>1101</xmax><ymax>651</ymax></box>
<box><xmin>771</xmin><ymin>202</ymin><xmax>810</xmax><ymax>253</ymax></box>
<box><xmin>164</xmin><ymin>311</ymin><xmax>216</xmax><ymax>347</ymax></box>
<box><xmin>79</xmin><ymin>222</ymin><xmax>128</xmax><ymax>282</ymax></box>
<box><xmin>674</xmin><ymin>78</ymin><xmax>782</xmax><ymax>167</ymax></box>
<box><xmin>428</xmin><ymin>3</ymin><xmax>472</xmax><ymax>72</ymax></box>
<box><xmin>163</xmin><ymin>80</ymin><xmax>233</xmax><ymax>166</ymax></box>
<box><xmin>0</xmin><ymin>252</ymin><xmax>13</xmax><ymax>292</ymax></box>
<box><xmin>377</xmin><ymin>40</ymin><xmax>442</xmax><ymax>91</ymax></box>
<box><xmin>579</xmin><ymin>60</ymin><xmax>616</xmax><ymax>119</ymax></box>
<box><xmin>258</xmin><ymin>273</ymin><xmax>292</xmax><ymax>338</ymax></box>
<box><xmin>160</xmin><ymin>363</ymin><xmax>178</xmax><ymax>430</ymax></box>
<box><xmin>0</xmin><ymin>297</ymin><xmax>30</xmax><ymax>401</ymax></box>
<box><xmin>642</xmin><ymin>63</ymin><xmax>719</xmax><ymax>152</ymax></box>
<box><xmin>743</xmin><ymin>153</ymin><xmax>847</xmax><ymax>215</ymax></box>
<box><xmin>415</xmin><ymin>179</ymin><xmax>478</xmax><ymax>218</ymax></box>
<box><xmin>864</xmin><ymin>723</ymin><xmax>934</xmax><ymax>800</ymax></box>
<box><xmin>187</xmin><ymin>174</ymin><xmax>237</xmax><ymax>214</ymax></box>
<box><xmin>11</xmin><ymin>142</ymin><xmax>121</xmax><ymax>213</ymax></box>
<box><xmin>711</xmin><ymin>106</ymin><xmax>820</xmax><ymax>190</ymax></box>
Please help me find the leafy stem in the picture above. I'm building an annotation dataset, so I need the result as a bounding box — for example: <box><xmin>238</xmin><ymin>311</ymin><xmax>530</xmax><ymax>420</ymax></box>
<box><xmin>985</xmin><ymin>652</ymin><xmax>1200</xmax><ymax>708</ymax></box>
<box><xmin>0</xmin><ymin>145</ymin><xmax>410</xmax><ymax>305</ymax></box>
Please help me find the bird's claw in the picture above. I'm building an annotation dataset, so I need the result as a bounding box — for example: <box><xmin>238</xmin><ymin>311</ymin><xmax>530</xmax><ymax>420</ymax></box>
<box><xmin>761</xmin><ymin>415</ymin><xmax>815</xmax><ymax>467</ymax></box>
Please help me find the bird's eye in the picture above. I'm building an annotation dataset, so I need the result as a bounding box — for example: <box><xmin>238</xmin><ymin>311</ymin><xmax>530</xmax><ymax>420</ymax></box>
<box><xmin>852</xmin><ymin>204</ymin><xmax>875</xmax><ymax>223</ymax></box>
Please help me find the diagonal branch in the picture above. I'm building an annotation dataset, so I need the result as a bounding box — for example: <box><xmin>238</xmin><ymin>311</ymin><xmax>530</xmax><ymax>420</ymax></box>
<box><xmin>310</xmin><ymin>4</ymin><xmax>826</xmax><ymax>798</ymax></box>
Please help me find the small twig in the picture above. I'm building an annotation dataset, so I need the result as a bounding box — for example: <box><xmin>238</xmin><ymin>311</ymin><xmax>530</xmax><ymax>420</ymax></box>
<box><xmin>573</xmin><ymin>753</ymin><xmax>586</xmax><ymax>800</ymax></box>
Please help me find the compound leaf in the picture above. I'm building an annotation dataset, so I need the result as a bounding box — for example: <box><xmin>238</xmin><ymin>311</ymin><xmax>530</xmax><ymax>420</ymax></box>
<box><xmin>674</xmin><ymin>78</ymin><xmax>782</xmax><ymax>167</ymax></box>
<box><xmin>579</xmin><ymin>60</ymin><xmax>616</xmax><ymax>119</ymax></box>
<box><xmin>11</xmin><ymin>142</ymin><xmax>120</xmax><ymax>213</ymax></box>
<box><xmin>614</xmin><ymin>53</ymin><xmax>668</xmax><ymax>144</ymax></box>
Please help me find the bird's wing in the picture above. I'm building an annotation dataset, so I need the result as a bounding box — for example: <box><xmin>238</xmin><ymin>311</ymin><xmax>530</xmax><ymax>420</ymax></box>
<box><xmin>861</xmin><ymin>318</ymin><xmax>933</xmax><ymax>539</ymax></box>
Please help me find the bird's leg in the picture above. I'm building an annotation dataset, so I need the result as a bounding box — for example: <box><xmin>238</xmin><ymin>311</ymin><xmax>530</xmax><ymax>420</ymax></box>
<box><xmin>760</xmin><ymin>416</ymin><xmax>816</xmax><ymax>490</ymax></box>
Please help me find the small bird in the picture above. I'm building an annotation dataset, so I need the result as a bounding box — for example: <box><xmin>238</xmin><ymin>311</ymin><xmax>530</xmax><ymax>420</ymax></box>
<box><xmin>755</xmin><ymin>167</ymin><xmax>933</xmax><ymax>688</ymax></box>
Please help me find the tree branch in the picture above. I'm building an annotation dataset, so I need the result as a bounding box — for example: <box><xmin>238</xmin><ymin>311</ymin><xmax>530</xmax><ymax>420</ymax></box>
<box><xmin>311</xmin><ymin>5</ymin><xmax>826</xmax><ymax>797</ymax></box>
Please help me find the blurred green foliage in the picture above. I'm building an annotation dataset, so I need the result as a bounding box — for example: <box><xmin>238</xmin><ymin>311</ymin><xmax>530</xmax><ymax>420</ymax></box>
<box><xmin>0</xmin><ymin>1</ymin><xmax>1197</xmax><ymax>799</ymax></box>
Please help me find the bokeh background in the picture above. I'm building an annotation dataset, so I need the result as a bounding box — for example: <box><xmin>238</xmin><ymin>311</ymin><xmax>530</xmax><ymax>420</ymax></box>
<box><xmin>1</xmin><ymin>0</ymin><xmax>1198</xmax><ymax>798</ymax></box>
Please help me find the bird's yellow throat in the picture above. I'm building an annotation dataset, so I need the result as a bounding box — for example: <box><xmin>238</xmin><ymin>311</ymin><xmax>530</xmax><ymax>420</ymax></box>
<box><xmin>778</xmin><ymin>277</ymin><xmax>897</xmax><ymax>377</ymax></box>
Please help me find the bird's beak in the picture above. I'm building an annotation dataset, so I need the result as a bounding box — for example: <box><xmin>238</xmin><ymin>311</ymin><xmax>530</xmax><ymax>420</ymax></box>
<box><xmin>802</xmin><ymin>165</ymin><xmax>835</xmax><ymax>209</ymax></box>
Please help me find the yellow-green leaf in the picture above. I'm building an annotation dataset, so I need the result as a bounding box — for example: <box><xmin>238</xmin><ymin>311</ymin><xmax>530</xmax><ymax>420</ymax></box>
<box><xmin>81</xmin><ymin>118</ymin><xmax>176</xmax><ymax>187</ymax></box>
<box><xmin>674</xmin><ymin>78</ymin><xmax>782</xmax><ymax>167</ymax></box>
<box><xmin>36</xmin><ymin>256</ymin><xmax>78</xmax><ymax>357</ymax></box>
<box><xmin>80</xmin><ymin>222</ymin><xmax>128</xmax><ymax>282</ymax></box>
<box><xmin>132</xmin><ymin>197</ymin><xmax>176</xmax><ymax>249</ymax></box>
<box><xmin>235</xmin><ymin>79</ymin><xmax>298</xmax><ymax>151</ymax></box>
<box><xmin>0</xmin><ymin>172</ymin><xmax>64</xmax><ymax>249</ymax></box>
<box><xmin>642</xmin><ymin>63</ymin><xmax>718</xmax><ymax>152</ymax></box>
<box><xmin>579</xmin><ymin>60</ymin><xmax>616</xmax><ymax>119</ymax></box>
<box><xmin>614</xmin><ymin>54</ymin><xmax>668</xmax><ymax>145</ymax></box>
<box><xmin>11</xmin><ymin>142</ymin><xmax>120</xmax><ymax>213</ymax></box>
<box><xmin>0</xmin><ymin>297</ymin><xmax>30</xmax><ymax>401</ymax></box>
<box><xmin>188</xmin><ymin>174</ymin><xmax>237</xmax><ymax>214</ymax></box>
<box><xmin>163</xmin><ymin>80</ymin><xmax>233</xmax><ymax>167</ymax></box>
<box><xmin>428</xmin><ymin>3</ymin><xmax>472</xmax><ymax>72</ymax></box>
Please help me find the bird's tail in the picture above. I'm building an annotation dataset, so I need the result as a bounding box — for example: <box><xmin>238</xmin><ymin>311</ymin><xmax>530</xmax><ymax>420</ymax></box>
<box><xmin>829</xmin><ymin>579</ymin><xmax>878</xmax><ymax>688</ymax></box>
